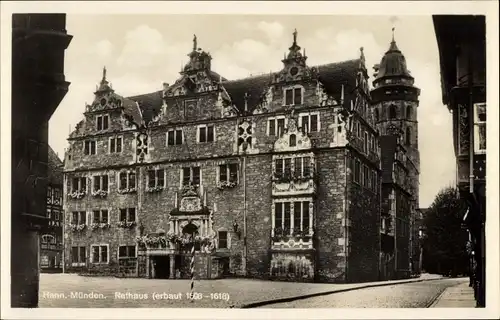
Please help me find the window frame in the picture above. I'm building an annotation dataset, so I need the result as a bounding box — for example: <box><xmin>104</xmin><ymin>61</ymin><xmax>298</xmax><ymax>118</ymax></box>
<box><xmin>166</xmin><ymin>129</ymin><xmax>184</xmax><ymax>146</ymax></box>
<box><xmin>146</xmin><ymin>168</ymin><xmax>165</xmax><ymax>189</ymax></box>
<box><xmin>84</xmin><ymin>140</ymin><xmax>97</xmax><ymax>155</ymax></box>
<box><xmin>92</xmin><ymin>174</ymin><xmax>109</xmax><ymax>192</ymax></box>
<box><xmin>473</xmin><ymin>102</ymin><xmax>486</xmax><ymax>154</ymax></box>
<box><xmin>118</xmin><ymin>170</ymin><xmax>136</xmax><ymax>190</ymax></box>
<box><xmin>217</xmin><ymin>231</ymin><xmax>228</xmax><ymax>249</ymax></box>
<box><xmin>218</xmin><ymin>163</ymin><xmax>239</xmax><ymax>184</ymax></box>
<box><xmin>118</xmin><ymin>245</ymin><xmax>137</xmax><ymax>260</ymax></box>
<box><xmin>96</xmin><ymin>114</ymin><xmax>110</xmax><ymax>131</ymax></box>
<box><xmin>90</xmin><ymin>244</ymin><xmax>110</xmax><ymax>264</ymax></box>
<box><xmin>71</xmin><ymin>210</ymin><xmax>86</xmax><ymax>225</ymax></box>
<box><xmin>71</xmin><ymin>246</ymin><xmax>87</xmax><ymax>266</ymax></box>
<box><xmin>197</xmin><ymin>124</ymin><xmax>216</xmax><ymax>143</ymax></box>
<box><xmin>109</xmin><ymin>136</ymin><xmax>123</xmax><ymax>154</ymax></box>
<box><xmin>119</xmin><ymin>207</ymin><xmax>136</xmax><ymax>223</ymax></box>
<box><xmin>92</xmin><ymin>209</ymin><xmax>109</xmax><ymax>224</ymax></box>
<box><xmin>180</xmin><ymin>166</ymin><xmax>202</xmax><ymax>187</ymax></box>
<box><xmin>273</xmin><ymin>200</ymin><xmax>311</xmax><ymax>235</ymax></box>
<box><xmin>298</xmin><ymin>111</ymin><xmax>321</xmax><ymax>133</ymax></box>
<box><xmin>282</xmin><ymin>85</ymin><xmax>304</xmax><ymax>106</ymax></box>
<box><xmin>267</xmin><ymin>116</ymin><xmax>288</xmax><ymax>136</ymax></box>
<box><xmin>71</xmin><ymin>177</ymin><xmax>87</xmax><ymax>193</ymax></box>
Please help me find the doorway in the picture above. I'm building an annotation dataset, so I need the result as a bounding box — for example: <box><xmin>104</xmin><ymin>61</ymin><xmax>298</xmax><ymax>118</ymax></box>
<box><xmin>152</xmin><ymin>256</ymin><xmax>170</xmax><ymax>279</ymax></box>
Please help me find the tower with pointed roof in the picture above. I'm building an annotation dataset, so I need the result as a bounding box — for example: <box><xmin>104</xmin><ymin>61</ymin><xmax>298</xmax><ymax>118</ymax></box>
<box><xmin>371</xmin><ymin>29</ymin><xmax>421</xmax><ymax>280</ymax></box>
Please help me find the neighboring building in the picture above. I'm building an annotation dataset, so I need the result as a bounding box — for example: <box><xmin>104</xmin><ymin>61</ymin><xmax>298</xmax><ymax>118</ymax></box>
<box><xmin>40</xmin><ymin>147</ymin><xmax>64</xmax><ymax>272</ymax></box>
<box><xmin>63</xmin><ymin>30</ymin><xmax>426</xmax><ymax>284</ymax></box>
<box><xmin>370</xmin><ymin>32</ymin><xmax>421</xmax><ymax>280</ymax></box>
<box><xmin>11</xmin><ymin>14</ymin><xmax>72</xmax><ymax>307</ymax></box>
<box><xmin>433</xmin><ymin>15</ymin><xmax>486</xmax><ymax>307</ymax></box>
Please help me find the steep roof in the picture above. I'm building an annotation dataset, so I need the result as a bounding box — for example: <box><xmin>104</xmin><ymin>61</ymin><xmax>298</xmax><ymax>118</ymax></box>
<box><xmin>127</xmin><ymin>90</ymin><xmax>163</xmax><ymax>124</ymax></box>
<box><xmin>380</xmin><ymin>135</ymin><xmax>398</xmax><ymax>183</ymax></box>
<box><xmin>374</xmin><ymin>38</ymin><xmax>412</xmax><ymax>83</ymax></box>
<box><xmin>48</xmin><ymin>145</ymin><xmax>63</xmax><ymax>185</ymax></box>
<box><xmin>124</xmin><ymin>58</ymin><xmax>362</xmax><ymax>123</ymax></box>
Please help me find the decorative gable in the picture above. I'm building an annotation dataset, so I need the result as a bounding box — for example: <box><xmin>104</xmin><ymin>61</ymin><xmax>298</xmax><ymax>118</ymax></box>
<box><xmin>273</xmin><ymin>115</ymin><xmax>312</xmax><ymax>152</ymax></box>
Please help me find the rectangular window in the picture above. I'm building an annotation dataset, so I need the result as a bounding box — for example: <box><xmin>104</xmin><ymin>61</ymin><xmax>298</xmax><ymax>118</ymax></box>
<box><xmin>275</xmin><ymin>201</ymin><xmax>310</xmax><ymax>235</ymax></box>
<box><xmin>284</xmin><ymin>158</ymin><xmax>292</xmax><ymax>176</ymax></box>
<box><xmin>118</xmin><ymin>246</ymin><xmax>136</xmax><ymax>259</ymax></box>
<box><xmin>109</xmin><ymin>136</ymin><xmax>123</xmax><ymax>153</ymax></box>
<box><xmin>84</xmin><ymin>140</ymin><xmax>96</xmax><ymax>155</ymax></box>
<box><xmin>219</xmin><ymin>163</ymin><xmax>239</xmax><ymax>183</ymax></box>
<box><xmin>218</xmin><ymin>231</ymin><xmax>228</xmax><ymax>249</ymax></box>
<box><xmin>182</xmin><ymin>166</ymin><xmax>201</xmax><ymax>186</ymax></box>
<box><xmin>364</xmin><ymin>131</ymin><xmax>368</xmax><ymax>153</ymax></box>
<box><xmin>275</xmin><ymin>159</ymin><xmax>284</xmax><ymax>176</ymax></box>
<box><xmin>93</xmin><ymin>175</ymin><xmax>108</xmax><ymax>191</ymax></box>
<box><xmin>284</xmin><ymin>87</ymin><xmax>302</xmax><ymax>106</ymax></box>
<box><xmin>268</xmin><ymin>117</ymin><xmax>287</xmax><ymax>136</ymax></box>
<box><xmin>92</xmin><ymin>210</ymin><xmax>108</xmax><ymax>224</ymax></box>
<box><xmin>91</xmin><ymin>245</ymin><xmax>108</xmax><ymax>264</ymax></box>
<box><xmin>167</xmin><ymin>129</ymin><xmax>183</xmax><ymax>146</ymax></box>
<box><xmin>96</xmin><ymin>114</ymin><xmax>109</xmax><ymax>131</ymax></box>
<box><xmin>119</xmin><ymin>171</ymin><xmax>136</xmax><ymax>190</ymax></box>
<box><xmin>277</xmin><ymin>118</ymin><xmax>286</xmax><ymax>136</ymax></box>
<box><xmin>71</xmin><ymin>246</ymin><xmax>86</xmax><ymax>264</ymax></box>
<box><xmin>268</xmin><ymin>119</ymin><xmax>276</xmax><ymax>136</ymax></box>
<box><xmin>299</xmin><ymin>113</ymin><xmax>320</xmax><ymax>133</ymax></box>
<box><xmin>71</xmin><ymin>177</ymin><xmax>87</xmax><ymax>192</ymax></box>
<box><xmin>354</xmin><ymin>159</ymin><xmax>361</xmax><ymax>183</ymax></box>
<box><xmin>119</xmin><ymin>208</ymin><xmax>136</xmax><ymax>222</ymax></box>
<box><xmin>71</xmin><ymin>211</ymin><xmax>86</xmax><ymax>225</ymax></box>
<box><xmin>198</xmin><ymin>125</ymin><xmax>215</xmax><ymax>143</ymax></box>
<box><xmin>474</xmin><ymin>102</ymin><xmax>486</xmax><ymax>153</ymax></box>
<box><xmin>147</xmin><ymin>169</ymin><xmax>165</xmax><ymax>188</ymax></box>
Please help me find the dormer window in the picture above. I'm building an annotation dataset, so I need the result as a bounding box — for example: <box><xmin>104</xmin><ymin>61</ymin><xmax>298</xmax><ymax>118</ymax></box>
<box><xmin>96</xmin><ymin>114</ymin><xmax>109</xmax><ymax>131</ymax></box>
<box><xmin>283</xmin><ymin>86</ymin><xmax>303</xmax><ymax>106</ymax></box>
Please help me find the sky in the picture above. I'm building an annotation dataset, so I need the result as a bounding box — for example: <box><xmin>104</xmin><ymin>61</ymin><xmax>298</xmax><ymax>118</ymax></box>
<box><xmin>49</xmin><ymin>14</ymin><xmax>456</xmax><ymax>208</ymax></box>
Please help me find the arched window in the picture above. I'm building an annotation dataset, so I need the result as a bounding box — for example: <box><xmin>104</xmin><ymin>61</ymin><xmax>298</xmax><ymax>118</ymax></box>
<box><xmin>406</xmin><ymin>105</ymin><xmax>413</xmax><ymax>119</ymax></box>
<box><xmin>389</xmin><ymin>105</ymin><xmax>397</xmax><ymax>119</ymax></box>
<box><xmin>406</xmin><ymin>127</ymin><xmax>411</xmax><ymax>145</ymax></box>
<box><xmin>289</xmin><ymin>134</ymin><xmax>297</xmax><ymax>147</ymax></box>
<box><xmin>374</xmin><ymin>109</ymin><xmax>379</xmax><ymax>122</ymax></box>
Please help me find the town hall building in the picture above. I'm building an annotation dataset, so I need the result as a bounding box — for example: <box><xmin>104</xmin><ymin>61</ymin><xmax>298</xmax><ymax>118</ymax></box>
<box><xmin>63</xmin><ymin>30</ymin><xmax>420</xmax><ymax>283</ymax></box>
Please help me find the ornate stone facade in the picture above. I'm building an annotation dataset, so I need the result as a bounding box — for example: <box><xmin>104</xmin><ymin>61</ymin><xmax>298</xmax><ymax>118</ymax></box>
<box><xmin>64</xmin><ymin>30</ymin><xmax>385</xmax><ymax>283</ymax></box>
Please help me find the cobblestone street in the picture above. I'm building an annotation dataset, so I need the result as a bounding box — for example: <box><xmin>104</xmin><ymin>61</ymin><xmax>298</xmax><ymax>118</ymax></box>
<box><xmin>261</xmin><ymin>278</ymin><xmax>468</xmax><ymax>308</ymax></box>
<box><xmin>39</xmin><ymin>273</ymin><xmax>446</xmax><ymax>308</ymax></box>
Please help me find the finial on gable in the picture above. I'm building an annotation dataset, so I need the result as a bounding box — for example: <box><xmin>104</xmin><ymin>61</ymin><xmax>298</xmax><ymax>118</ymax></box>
<box><xmin>392</xmin><ymin>27</ymin><xmax>395</xmax><ymax>42</ymax></box>
<box><xmin>360</xmin><ymin>47</ymin><xmax>365</xmax><ymax>64</ymax></box>
<box><xmin>293</xmin><ymin>28</ymin><xmax>298</xmax><ymax>45</ymax></box>
<box><xmin>193</xmin><ymin>34</ymin><xmax>197</xmax><ymax>51</ymax></box>
<box><xmin>102</xmin><ymin>66</ymin><xmax>107</xmax><ymax>81</ymax></box>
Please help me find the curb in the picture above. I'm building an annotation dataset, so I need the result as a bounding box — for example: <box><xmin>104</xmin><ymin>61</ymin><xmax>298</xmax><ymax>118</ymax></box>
<box><xmin>426</xmin><ymin>280</ymin><xmax>468</xmax><ymax>308</ymax></box>
<box><xmin>237</xmin><ymin>277</ymin><xmax>444</xmax><ymax>308</ymax></box>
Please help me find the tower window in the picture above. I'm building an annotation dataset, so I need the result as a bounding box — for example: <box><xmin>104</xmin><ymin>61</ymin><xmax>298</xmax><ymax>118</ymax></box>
<box><xmin>406</xmin><ymin>105</ymin><xmax>412</xmax><ymax>118</ymax></box>
<box><xmin>374</xmin><ymin>109</ymin><xmax>379</xmax><ymax>122</ymax></box>
<box><xmin>389</xmin><ymin>105</ymin><xmax>397</xmax><ymax>119</ymax></box>
<box><xmin>406</xmin><ymin>127</ymin><xmax>411</xmax><ymax>145</ymax></box>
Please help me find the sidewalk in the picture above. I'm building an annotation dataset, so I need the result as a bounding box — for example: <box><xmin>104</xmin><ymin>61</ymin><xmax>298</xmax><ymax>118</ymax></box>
<box><xmin>430</xmin><ymin>279</ymin><xmax>476</xmax><ymax>308</ymax></box>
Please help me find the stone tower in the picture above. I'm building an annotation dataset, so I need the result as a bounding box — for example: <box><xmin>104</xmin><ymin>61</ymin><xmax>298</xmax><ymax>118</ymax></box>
<box><xmin>371</xmin><ymin>30</ymin><xmax>421</xmax><ymax>207</ymax></box>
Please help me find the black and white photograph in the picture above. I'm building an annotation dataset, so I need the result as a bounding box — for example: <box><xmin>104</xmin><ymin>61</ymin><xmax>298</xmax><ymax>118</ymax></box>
<box><xmin>1</xmin><ymin>1</ymin><xmax>498</xmax><ymax>319</ymax></box>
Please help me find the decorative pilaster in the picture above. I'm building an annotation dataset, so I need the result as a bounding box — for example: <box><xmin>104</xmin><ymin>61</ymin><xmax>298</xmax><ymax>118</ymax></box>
<box><xmin>271</xmin><ymin>203</ymin><xmax>276</xmax><ymax>236</ymax></box>
<box><xmin>290</xmin><ymin>202</ymin><xmax>295</xmax><ymax>235</ymax></box>
<box><xmin>309</xmin><ymin>202</ymin><xmax>314</xmax><ymax>235</ymax></box>
<box><xmin>169</xmin><ymin>254</ymin><xmax>175</xmax><ymax>279</ymax></box>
